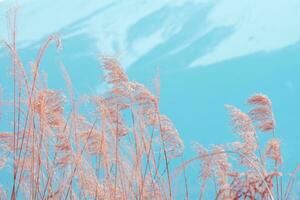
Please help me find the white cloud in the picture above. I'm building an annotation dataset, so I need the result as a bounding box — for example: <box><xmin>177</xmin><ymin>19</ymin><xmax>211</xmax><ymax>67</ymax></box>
<box><xmin>190</xmin><ymin>0</ymin><xmax>300</xmax><ymax>67</ymax></box>
<box><xmin>0</xmin><ymin>0</ymin><xmax>187</xmax><ymax>66</ymax></box>
<box><xmin>1</xmin><ymin>0</ymin><xmax>300</xmax><ymax>68</ymax></box>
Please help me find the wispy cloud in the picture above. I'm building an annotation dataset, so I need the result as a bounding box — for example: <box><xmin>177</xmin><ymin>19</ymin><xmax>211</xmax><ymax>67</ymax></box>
<box><xmin>1</xmin><ymin>0</ymin><xmax>299</xmax><ymax>68</ymax></box>
<box><xmin>0</xmin><ymin>0</ymin><xmax>189</xmax><ymax>66</ymax></box>
<box><xmin>190</xmin><ymin>0</ymin><xmax>300</xmax><ymax>67</ymax></box>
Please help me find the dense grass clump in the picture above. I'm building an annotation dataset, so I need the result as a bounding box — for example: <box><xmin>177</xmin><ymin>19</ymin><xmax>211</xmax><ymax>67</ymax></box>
<box><xmin>0</xmin><ymin>13</ymin><xmax>299</xmax><ymax>200</ymax></box>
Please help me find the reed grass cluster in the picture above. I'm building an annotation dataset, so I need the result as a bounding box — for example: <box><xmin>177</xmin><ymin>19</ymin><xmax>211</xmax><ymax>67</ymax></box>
<box><xmin>0</xmin><ymin>13</ymin><xmax>299</xmax><ymax>200</ymax></box>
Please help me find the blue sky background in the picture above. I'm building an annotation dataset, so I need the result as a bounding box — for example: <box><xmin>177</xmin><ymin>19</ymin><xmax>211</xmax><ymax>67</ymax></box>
<box><xmin>0</xmin><ymin>0</ymin><xmax>300</xmax><ymax>198</ymax></box>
